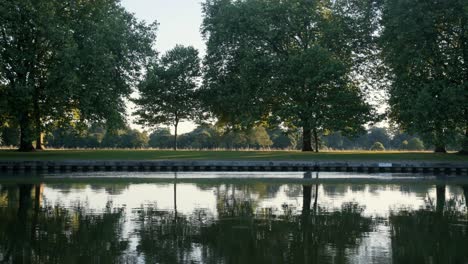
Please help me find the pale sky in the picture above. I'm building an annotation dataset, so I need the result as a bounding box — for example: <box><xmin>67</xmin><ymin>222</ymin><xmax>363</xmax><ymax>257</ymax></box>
<box><xmin>121</xmin><ymin>0</ymin><xmax>204</xmax><ymax>134</ymax></box>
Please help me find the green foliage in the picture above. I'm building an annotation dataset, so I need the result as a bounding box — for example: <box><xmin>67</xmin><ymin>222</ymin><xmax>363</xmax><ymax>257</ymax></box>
<box><xmin>0</xmin><ymin>0</ymin><xmax>156</xmax><ymax>150</ymax></box>
<box><xmin>201</xmin><ymin>0</ymin><xmax>375</xmax><ymax>151</ymax></box>
<box><xmin>0</xmin><ymin>85</ymin><xmax>8</xmax><ymax>128</ymax></box>
<box><xmin>407</xmin><ymin>138</ymin><xmax>425</xmax><ymax>151</ymax></box>
<box><xmin>365</xmin><ymin>127</ymin><xmax>391</xmax><ymax>149</ymax></box>
<box><xmin>370</xmin><ymin>142</ymin><xmax>385</xmax><ymax>151</ymax></box>
<box><xmin>148</xmin><ymin>128</ymin><xmax>173</xmax><ymax>149</ymax></box>
<box><xmin>268</xmin><ymin>128</ymin><xmax>298</xmax><ymax>150</ymax></box>
<box><xmin>34</xmin><ymin>123</ymin><xmax>430</xmax><ymax>151</ymax></box>
<box><xmin>133</xmin><ymin>45</ymin><xmax>201</xmax><ymax>150</ymax></box>
<box><xmin>101</xmin><ymin>129</ymin><xmax>149</xmax><ymax>149</ymax></box>
<box><xmin>247</xmin><ymin>127</ymin><xmax>273</xmax><ymax>148</ymax></box>
<box><xmin>119</xmin><ymin>129</ymin><xmax>149</xmax><ymax>148</ymax></box>
<box><xmin>379</xmin><ymin>0</ymin><xmax>468</xmax><ymax>152</ymax></box>
<box><xmin>177</xmin><ymin>125</ymin><xmax>275</xmax><ymax>150</ymax></box>
<box><xmin>45</xmin><ymin>125</ymin><xmax>148</xmax><ymax>149</ymax></box>
<box><xmin>323</xmin><ymin>127</ymin><xmax>394</xmax><ymax>150</ymax></box>
<box><xmin>0</xmin><ymin>125</ymin><xmax>19</xmax><ymax>147</ymax></box>
<box><xmin>400</xmin><ymin>140</ymin><xmax>409</xmax><ymax>150</ymax></box>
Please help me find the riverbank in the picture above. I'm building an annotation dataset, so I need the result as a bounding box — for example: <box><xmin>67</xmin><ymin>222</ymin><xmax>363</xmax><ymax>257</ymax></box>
<box><xmin>1</xmin><ymin>150</ymin><xmax>467</xmax><ymax>175</ymax></box>
<box><xmin>1</xmin><ymin>149</ymin><xmax>467</xmax><ymax>161</ymax></box>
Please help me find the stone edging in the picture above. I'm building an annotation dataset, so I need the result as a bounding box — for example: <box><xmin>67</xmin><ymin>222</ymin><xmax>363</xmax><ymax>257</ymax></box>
<box><xmin>0</xmin><ymin>160</ymin><xmax>467</xmax><ymax>175</ymax></box>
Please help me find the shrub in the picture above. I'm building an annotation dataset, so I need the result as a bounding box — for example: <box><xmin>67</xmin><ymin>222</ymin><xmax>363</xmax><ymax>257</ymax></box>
<box><xmin>370</xmin><ymin>142</ymin><xmax>385</xmax><ymax>151</ymax></box>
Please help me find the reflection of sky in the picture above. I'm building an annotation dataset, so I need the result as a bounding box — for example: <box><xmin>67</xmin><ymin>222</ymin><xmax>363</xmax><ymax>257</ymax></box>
<box><xmin>40</xmin><ymin>180</ymin><xmax>464</xmax><ymax>218</ymax></box>
<box><xmin>39</xmin><ymin>170</ymin><xmax>465</xmax><ymax>220</ymax></box>
<box><xmin>31</xmin><ymin>178</ymin><xmax>467</xmax><ymax>264</ymax></box>
<box><xmin>43</xmin><ymin>183</ymin><xmax>217</xmax><ymax>215</ymax></box>
<box><xmin>256</xmin><ymin>184</ymin><xmax>432</xmax><ymax>218</ymax></box>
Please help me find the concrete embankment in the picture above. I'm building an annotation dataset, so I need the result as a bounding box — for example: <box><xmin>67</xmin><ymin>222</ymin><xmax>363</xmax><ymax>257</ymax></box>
<box><xmin>0</xmin><ymin>160</ymin><xmax>467</xmax><ymax>175</ymax></box>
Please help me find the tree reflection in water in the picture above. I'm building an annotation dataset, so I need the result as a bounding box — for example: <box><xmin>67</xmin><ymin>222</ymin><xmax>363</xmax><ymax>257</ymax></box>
<box><xmin>135</xmin><ymin>172</ymin><xmax>373</xmax><ymax>264</ymax></box>
<box><xmin>390</xmin><ymin>184</ymin><xmax>468</xmax><ymax>264</ymax></box>
<box><xmin>1</xmin><ymin>175</ymin><xmax>468</xmax><ymax>264</ymax></box>
<box><xmin>0</xmin><ymin>184</ymin><xmax>129</xmax><ymax>264</ymax></box>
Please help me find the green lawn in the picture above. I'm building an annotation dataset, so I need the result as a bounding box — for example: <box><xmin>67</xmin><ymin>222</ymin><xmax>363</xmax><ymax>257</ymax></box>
<box><xmin>0</xmin><ymin>149</ymin><xmax>467</xmax><ymax>162</ymax></box>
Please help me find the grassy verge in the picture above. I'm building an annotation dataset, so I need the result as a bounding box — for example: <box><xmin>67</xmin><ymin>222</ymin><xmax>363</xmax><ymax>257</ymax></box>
<box><xmin>0</xmin><ymin>149</ymin><xmax>467</xmax><ymax>162</ymax></box>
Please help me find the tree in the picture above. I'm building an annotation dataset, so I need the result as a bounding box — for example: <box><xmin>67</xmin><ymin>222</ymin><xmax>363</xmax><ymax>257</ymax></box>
<box><xmin>0</xmin><ymin>125</ymin><xmax>19</xmax><ymax>147</ymax></box>
<box><xmin>120</xmin><ymin>129</ymin><xmax>149</xmax><ymax>148</ymax></box>
<box><xmin>379</xmin><ymin>0</ymin><xmax>468</xmax><ymax>153</ymax></box>
<box><xmin>366</xmin><ymin>127</ymin><xmax>391</xmax><ymax>149</ymax></box>
<box><xmin>149</xmin><ymin>128</ymin><xmax>173</xmax><ymax>149</ymax></box>
<box><xmin>178</xmin><ymin>124</ymin><xmax>221</xmax><ymax>149</ymax></box>
<box><xmin>133</xmin><ymin>45</ymin><xmax>201</xmax><ymax>150</ymax></box>
<box><xmin>407</xmin><ymin>138</ymin><xmax>425</xmax><ymax>151</ymax></box>
<box><xmin>201</xmin><ymin>0</ymin><xmax>376</xmax><ymax>152</ymax></box>
<box><xmin>0</xmin><ymin>0</ymin><xmax>156</xmax><ymax>151</ymax></box>
<box><xmin>0</xmin><ymin>84</ymin><xmax>8</xmax><ymax>129</ymax></box>
<box><xmin>400</xmin><ymin>140</ymin><xmax>409</xmax><ymax>150</ymax></box>
<box><xmin>370</xmin><ymin>142</ymin><xmax>385</xmax><ymax>151</ymax></box>
<box><xmin>268</xmin><ymin>128</ymin><xmax>297</xmax><ymax>149</ymax></box>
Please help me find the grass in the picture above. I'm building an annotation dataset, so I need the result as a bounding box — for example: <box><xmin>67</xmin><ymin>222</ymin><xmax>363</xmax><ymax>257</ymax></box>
<box><xmin>0</xmin><ymin>149</ymin><xmax>467</xmax><ymax>162</ymax></box>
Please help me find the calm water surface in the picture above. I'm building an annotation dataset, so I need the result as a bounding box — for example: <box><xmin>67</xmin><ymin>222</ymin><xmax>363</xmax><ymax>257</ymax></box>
<box><xmin>0</xmin><ymin>172</ymin><xmax>467</xmax><ymax>263</ymax></box>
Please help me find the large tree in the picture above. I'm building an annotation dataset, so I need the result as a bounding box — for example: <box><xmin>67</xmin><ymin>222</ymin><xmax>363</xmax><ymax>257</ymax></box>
<box><xmin>133</xmin><ymin>45</ymin><xmax>201</xmax><ymax>150</ymax></box>
<box><xmin>0</xmin><ymin>0</ymin><xmax>156</xmax><ymax>151</ymax></box>
<box><xmin>379</xmin><ymin>0</ymin><xmax>468</xmax><ymax>153</ymax></box>
<box><xmin>201</xmin><ymin>0</ymin><xmax>376</xmax><ymax>151</ymax></box>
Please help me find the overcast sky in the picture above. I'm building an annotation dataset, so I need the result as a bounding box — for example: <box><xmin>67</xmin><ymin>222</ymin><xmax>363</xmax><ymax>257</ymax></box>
<box><xmin>121</xmin><ymin>0</ymin><xmax>204</xmax><ymax>134</ymax></box>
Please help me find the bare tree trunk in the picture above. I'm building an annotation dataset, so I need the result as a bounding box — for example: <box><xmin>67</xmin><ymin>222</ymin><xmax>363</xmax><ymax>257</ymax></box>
<box><xmin>302</xmin><ymin>126</ymin><xmax>313</xmax><ymax>152</ymax></box>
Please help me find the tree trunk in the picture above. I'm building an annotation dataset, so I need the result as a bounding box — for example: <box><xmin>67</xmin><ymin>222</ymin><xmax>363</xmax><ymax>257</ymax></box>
<box><xmin>434</xmin><ymin>145</ymin><xmax>447</xmax><ymax>153</ymax></box>
<box><xmin>313</xmin><ymin>128</ymin><xmax>319</xmax><ymax>153</ymax></box>
<box><xmin>35</xmin><ymin>133</ymin><xmax>45</xmax><ymax>150</ymax></box>
<box><xmin>173</xmin><ymin>120</ymin><xmax>179</xmax><ymax>151</ymax></box>
<box><xmin>434</xmin><ymin>129</ymin><xmax>446</xmax><ymax>153</ymax></box>
<box><xmin>302</xmin><ymin>126</ymin><xmax>313</xmax><ymax>152</ymax></box>
<box><xmin>459</xmin><ymin>128</ymin><xmax>468</xmax><ymax>155</ymax></box>
<box><xmin>34</xmin><ymin>90</ymin><xmax>45</xmax><ymax>150</ymax></box>
<box><xmin>19</xmin><ymin>115</ymin><xmax>35</xmax><ymax>152</ymax></box>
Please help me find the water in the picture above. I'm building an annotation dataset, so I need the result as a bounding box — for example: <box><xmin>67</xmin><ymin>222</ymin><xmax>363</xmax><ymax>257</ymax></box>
<box><xmin>0</xmin><ymin>172</ymin><xmax>467</xmax><ymax>263</ymax></box>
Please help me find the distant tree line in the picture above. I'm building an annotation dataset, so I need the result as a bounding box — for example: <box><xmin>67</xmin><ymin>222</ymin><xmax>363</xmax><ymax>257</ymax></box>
<box><xmin>1</xmin><ymin>0</ymin><xmax>466</xmax><ymax>153</ymax></box>
<box><xmin>3</xmin><ymin>123</ymin><xmax>457</xmax><ymax>151</ymax></box>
